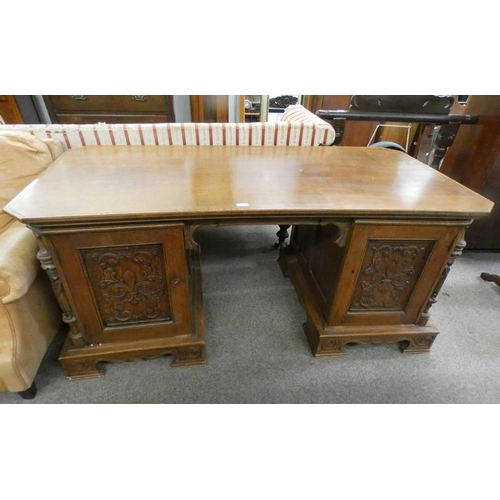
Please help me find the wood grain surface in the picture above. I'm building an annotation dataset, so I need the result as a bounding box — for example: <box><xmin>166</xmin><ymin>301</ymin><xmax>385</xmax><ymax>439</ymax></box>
<box><xmin>5</xmin><ymin>145</ymin><xmax>493</xmax><ymax>224</ymax></box>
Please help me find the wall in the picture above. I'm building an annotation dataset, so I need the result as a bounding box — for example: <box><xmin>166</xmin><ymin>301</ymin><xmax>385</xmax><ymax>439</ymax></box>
<box><xmin>172</xmin><ymin>95</ymin><xmax>191</xmax><ymax>122</ymax></box>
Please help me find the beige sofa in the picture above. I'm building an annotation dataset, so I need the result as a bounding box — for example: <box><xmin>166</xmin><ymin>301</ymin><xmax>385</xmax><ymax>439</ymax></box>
<box><xmin>0</xmin><ymin>132</ymin><xmax>63</xmax><ymax>398</ymax></box>
<box><xmin>0</xmin><ymin>106</ymin><xmax>335</xmax><ymax>398</ymax></box>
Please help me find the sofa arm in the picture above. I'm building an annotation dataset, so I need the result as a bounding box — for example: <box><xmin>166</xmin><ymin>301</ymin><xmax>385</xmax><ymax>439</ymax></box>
<box><xmin>0</xmin><ymin>131</ymin><xmax>56</xmax><ymax>233</ymax></box>
<box><xmin>0</xmin><ymin>222</ymin><xmax>40</xmax><ymax>304</ymax></box>
<box><xmin>281</xmin><ymin>105</ymin><xmax>336</xmax><ymax>145</ymax></box>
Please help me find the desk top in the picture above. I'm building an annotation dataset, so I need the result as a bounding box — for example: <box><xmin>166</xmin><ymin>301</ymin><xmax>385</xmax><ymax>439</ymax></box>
<box><xmin>4</xmin><ymin>145</ymin><xmax>493</xmax><ymax>225</ymax></box>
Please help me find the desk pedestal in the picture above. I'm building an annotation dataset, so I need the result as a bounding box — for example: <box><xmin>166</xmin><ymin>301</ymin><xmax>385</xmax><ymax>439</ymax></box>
<box><xmin>279</xmin><ymin>220</ymin><xmax>467</xmax><ymax>357</ymax></box>
<box><xmin>36</xmin><ymin>224</ymin><xmax>205</xmax><ymax>380</ymax></box>
<box><xmin>36</xmin><ymin>218</ymin><xmax>467</xmax><ymax>379</ymax></box>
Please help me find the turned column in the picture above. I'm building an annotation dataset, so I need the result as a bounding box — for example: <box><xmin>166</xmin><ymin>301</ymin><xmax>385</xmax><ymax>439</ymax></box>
<box><xmin>419</xmin><ymin>232</ymin><xmax>467</xmax><ymax>326</ymax></box>
<box><xmin>34</xmin><ymin>231</ymin><xmax>88</xmax><ymax>348</ymax></box>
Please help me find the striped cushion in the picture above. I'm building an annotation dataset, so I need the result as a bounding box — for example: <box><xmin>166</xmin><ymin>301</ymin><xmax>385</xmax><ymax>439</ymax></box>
<box><xmin>0</xmin><ymin>121</ymin><xmax>336</xmax><ymax>150</ymax></box>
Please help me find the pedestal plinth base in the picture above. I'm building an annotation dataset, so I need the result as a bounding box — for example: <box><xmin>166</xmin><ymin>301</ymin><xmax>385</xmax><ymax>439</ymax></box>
<box><xmin>303</xmin><ymin>319</ymin><xmax>439</xmax><ymax>358</ymax></box>
<box><xmin>59</xmin><ymin>335</ymin><xmax>206</xmax><ymax>380</ymax></box>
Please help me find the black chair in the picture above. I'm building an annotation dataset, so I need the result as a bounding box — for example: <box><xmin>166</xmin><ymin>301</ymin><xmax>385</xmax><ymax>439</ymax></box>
<box><xmin>317</xmin><ymin>95</ymin><xmax>477</xmax><ymax>169</ymax></box>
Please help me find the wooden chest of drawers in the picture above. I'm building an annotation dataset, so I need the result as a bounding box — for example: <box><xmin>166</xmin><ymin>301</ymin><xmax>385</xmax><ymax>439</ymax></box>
<box><xmin>43</xmin><ymin>95</ymin><xmax>175</xmax><ymax>124</ymax></box>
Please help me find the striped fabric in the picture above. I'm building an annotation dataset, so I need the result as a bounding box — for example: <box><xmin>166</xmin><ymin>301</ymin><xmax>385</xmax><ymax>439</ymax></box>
<box><xmin>0</xmin><ymin>121</ymin><xmax>336</xmax><ymax>151</ymax></box>
<box><xmin>282</xmin><ymin>104</ymin><xmax>334</xmax><ymax>130</ymax></box>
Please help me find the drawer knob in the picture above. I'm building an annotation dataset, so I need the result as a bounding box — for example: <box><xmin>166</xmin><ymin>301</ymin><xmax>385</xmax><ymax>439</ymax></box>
<box><xmin>171</xmin><ymin>275</ymin><xmax>180</xmax><ymax>285</ymax></box>
<box><xmin>71</xmin><ymin>95</ymin><xmax>88</xmax><ymax>101</ymax></box>
<box><xmin>132</xmin><ymin>95</ymin><xmax>147</xmax><ymax>102</ymax></box>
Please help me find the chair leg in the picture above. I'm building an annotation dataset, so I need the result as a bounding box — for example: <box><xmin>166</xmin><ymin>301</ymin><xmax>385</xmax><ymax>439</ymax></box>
<box><xmin>18</xmin><ymin>381</ymin><xmax>37</xmax><ymax>400</ymax></box>
<box><xmin>481</xmin><ymin>272</ymin><xmax>500</xmax><ymax>288</ymax></box>
<box><xmin>275</xmin><ymin>225</ymin><xmax>290</xmax><ymax>249</ymax></box>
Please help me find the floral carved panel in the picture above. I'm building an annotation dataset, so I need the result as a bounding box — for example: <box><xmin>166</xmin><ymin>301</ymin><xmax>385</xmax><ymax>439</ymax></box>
<box><xmin>350</xmin><ymin>240</ymin><xmax>435</xmax><ymax>311</ymax></box>
<box><xmin>80</xmin><ymin>244</ymin><xmax>172</xmax><ymax>327</ymax></box>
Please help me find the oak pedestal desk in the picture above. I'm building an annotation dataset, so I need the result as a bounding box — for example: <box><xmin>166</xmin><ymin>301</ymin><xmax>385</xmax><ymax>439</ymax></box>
<box><xmin>4</xmin><ymin>146</ymin><xmax>493</xmax><ymax>380</ymax></box>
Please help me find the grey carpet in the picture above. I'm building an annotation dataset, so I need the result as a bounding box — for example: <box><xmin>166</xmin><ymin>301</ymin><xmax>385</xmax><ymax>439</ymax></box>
<box><xmin>2</xmin><ymin>225</ymin><xmax>500</xmax><ymax>404</ymax></box>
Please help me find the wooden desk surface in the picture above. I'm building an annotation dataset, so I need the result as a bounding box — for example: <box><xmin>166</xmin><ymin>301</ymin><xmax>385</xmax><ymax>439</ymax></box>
<box><xmin>4</xmin><ymin>145</ymin><xmax>493</xmax><ymax>224</ymax></box>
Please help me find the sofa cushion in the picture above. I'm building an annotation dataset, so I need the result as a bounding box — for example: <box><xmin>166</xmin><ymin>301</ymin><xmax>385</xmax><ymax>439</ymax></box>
<box><xmin>0</xmin><ymin>132</ymin><xmax>54</xmax><ymax>233</ymax></box>
<box><xmin>42</xmin><ymin>137</ymin><xmax>64</xmax><ymax>161</ymax></box>
<box><xmin>0</xmin><ymin>220</ymin><xmax>40</xmax><ymax>304</ymax></box>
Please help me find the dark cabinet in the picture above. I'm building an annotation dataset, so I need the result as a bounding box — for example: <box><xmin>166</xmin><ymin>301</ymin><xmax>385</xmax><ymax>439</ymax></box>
<box><xmin>440</xmin><ymin>96</ymin><xmax>500</xmax><ymax>249</ymax></box>
<box><xmin>43</xmin><ymin>95</ymin><xmax>175</xmax><ymax>124</ymax></box>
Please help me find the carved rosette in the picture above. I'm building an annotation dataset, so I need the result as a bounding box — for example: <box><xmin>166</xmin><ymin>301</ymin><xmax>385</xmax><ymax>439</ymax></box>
<box><xmin>171</xmin><ymin>346</ymin><xmax>205</xmax><ymax>366</ymax></box>
<box><xmin>402</xmin><ymin>334</ymin><xmax>437</xmax><ymax>353</ymax></box>
<box><xmin>351</xmin><ymin>240</ymin><xmax>434</xmax><ymax>311</ymax></box>
<box><xmin>60</xmin><ymin>358</ymin><xmax>101</xmax><ymax>379</ymax></box>
<box><xmin>319</xmin><ymin>338</ymin><xmax>345</xmax><ymax>356</ymax></box>
<box><xmin>81</xmin><ymin>244</ymin><xmax>171</xmax><ymax>327</ymax></box>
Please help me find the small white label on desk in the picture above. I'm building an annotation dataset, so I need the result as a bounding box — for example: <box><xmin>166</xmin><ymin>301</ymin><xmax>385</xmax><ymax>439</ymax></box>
<box><xmin>236</xmin><ymin>203</ymin><xmax>249</xmax><ymax>207</ymax></box>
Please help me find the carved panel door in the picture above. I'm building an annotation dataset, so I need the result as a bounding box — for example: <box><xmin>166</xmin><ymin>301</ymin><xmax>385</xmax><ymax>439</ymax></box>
<box><xmin>328</xmin><ymin>221</ymin><xmax>464</xmax><ymax>327</ymax></box>
<box><xmin>47</xmin><ymin>224</ymin><xmax>191</xmax><ymax>345</ymax></box>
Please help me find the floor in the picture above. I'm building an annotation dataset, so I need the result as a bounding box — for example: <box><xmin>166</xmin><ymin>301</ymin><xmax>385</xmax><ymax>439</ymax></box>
<box><xmin>1</xmin><ymin>225</ymin><xmax>499</xmax><ymax>404</ymax></box>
